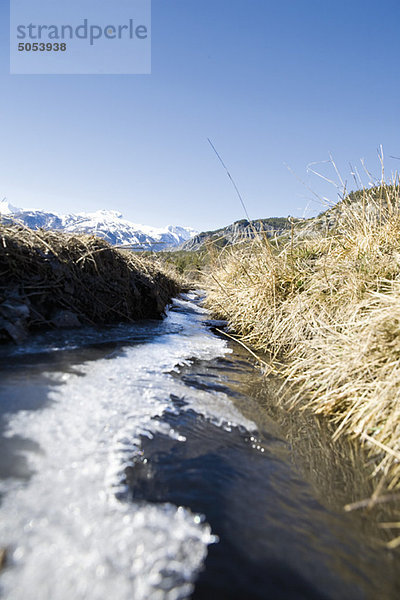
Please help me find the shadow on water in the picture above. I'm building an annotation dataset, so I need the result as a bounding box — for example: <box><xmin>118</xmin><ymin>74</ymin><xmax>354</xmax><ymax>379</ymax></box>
<box><xmin>125</xmin><ymin>351</ymin><xmax>400</xmax><ymax>600</ymax></box>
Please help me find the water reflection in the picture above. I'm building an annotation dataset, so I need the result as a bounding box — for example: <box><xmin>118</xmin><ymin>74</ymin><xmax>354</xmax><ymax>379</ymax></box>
<box><xmin>224</xmin><ymin>347</ymin><xmax>400</xmax><ymax>547</ymax></box>
<box><xmin>125</xmin><ymin>350</ymin><xmax>400</xmax><ymax>600</ymax></box>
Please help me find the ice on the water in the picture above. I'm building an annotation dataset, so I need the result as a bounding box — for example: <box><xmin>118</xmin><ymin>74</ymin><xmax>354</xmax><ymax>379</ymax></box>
<box><xmin>0</xmin><ymin>295</ymin><xmax>256</xmax><ymax>600</ymax></box>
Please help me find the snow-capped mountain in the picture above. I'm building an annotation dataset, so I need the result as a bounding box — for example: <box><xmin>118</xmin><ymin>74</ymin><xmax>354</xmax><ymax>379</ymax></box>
<box><xmin>0</xmin><ymin>199</ymin><xmax>197</xmax><ymax>251</ymax></box>
<box><xmin>0</xmin><ymin>199</ymin><xmax>20</xmax><ymax>215</ymax></box>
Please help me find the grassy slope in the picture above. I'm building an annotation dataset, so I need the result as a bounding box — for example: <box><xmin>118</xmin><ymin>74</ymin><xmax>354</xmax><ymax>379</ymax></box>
<box><xmin>205</xmin><ymin>183</ymin><xmax>400</xmax><ymax>496</ymax></box>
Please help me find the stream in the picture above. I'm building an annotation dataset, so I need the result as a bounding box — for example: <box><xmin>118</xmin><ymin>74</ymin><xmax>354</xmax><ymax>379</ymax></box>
<box><xmin>0</xmin><ymin>292</ymin><xmax>399</xmax><ymax>600</ymax></box>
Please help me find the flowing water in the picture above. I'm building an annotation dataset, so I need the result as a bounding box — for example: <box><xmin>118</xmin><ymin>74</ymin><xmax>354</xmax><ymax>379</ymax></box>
<box><xmin>0</xmin><ymin>292</ymin><xmax>399</xmax><ymax>600</ymax></box>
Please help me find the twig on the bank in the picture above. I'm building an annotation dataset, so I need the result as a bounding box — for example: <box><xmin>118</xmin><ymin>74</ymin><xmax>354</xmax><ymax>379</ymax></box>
<box><xmin>215</xmin><ymin>327</ymin><xmax>281</xmax><ymax>374</ymax></box>
<box><xmin>361</xmin><ymin>433</ymin><xmax>400</xmax><ymax>463</ymax></box>
<box><xmin>344</xmin><ymin>492</ymin><xmax>400</xmax><ymax>512</ymax></box>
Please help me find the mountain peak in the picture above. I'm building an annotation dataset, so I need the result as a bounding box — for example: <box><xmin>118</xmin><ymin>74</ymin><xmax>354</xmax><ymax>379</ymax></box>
<box><xmin>0</xmin><ymin>198</ymin><xmax>20</xmax><ymax>215</ymax></box>
<box><xmin>90</xmin><ymin>209</ymin><xmax>124</xmax><ymax>219</ymax></box>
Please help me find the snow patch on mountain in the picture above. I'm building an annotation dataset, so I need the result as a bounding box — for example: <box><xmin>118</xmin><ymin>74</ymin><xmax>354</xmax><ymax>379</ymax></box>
<box><xmin>0</xmin><ymin>198</ymin><xmax>20</xmax><ymax>215</ymax></box>
<box><xmin>0</xmin><ymin>201</ymin><xmax>197</xmax><ymax>251</ymax></box>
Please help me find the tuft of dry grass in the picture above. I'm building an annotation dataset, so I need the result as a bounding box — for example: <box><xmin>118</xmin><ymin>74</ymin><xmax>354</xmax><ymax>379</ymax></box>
<box><xmin>205</xmin><ymin>181</ymin><xmax>400</xmax><ymax>492</ymax></box>
<box><xmin>0</xmin><ymin>222</ymin><xmax>183</xmax><ymax>342</ymax></box>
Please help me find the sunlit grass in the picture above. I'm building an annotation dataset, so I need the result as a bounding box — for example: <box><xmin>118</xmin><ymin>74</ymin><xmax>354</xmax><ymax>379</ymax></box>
<box><xmin>205</xmin><ymin>179</ymin><xmax>400</xmax><ymax>494</ymax></box>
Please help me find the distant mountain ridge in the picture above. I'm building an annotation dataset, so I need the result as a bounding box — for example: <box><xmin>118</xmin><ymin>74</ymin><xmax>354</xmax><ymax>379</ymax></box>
<box><xmin>179</xmin><ymin>185</ymin><xmax>398</xmax><ymax>252</ymax></box>
<box><xmin>180</xmin><ymin>217</ymin><xmax>294</xmax><ymax>251</ymax></box>
<box><xmin>0</xmin><ymin>199</ymin><xmax>197</xmax><ymax>251</ymax></box>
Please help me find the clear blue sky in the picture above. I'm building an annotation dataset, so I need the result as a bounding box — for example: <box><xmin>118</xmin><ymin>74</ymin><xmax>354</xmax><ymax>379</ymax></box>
<box><xmin>1</xmin><ymin>0</ymin><xmax>400</xmax><ymax>231</ymax></box>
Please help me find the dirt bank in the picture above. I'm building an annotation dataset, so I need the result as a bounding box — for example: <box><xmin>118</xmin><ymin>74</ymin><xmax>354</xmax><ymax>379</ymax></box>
<box><xmin>0</xmin><ymin>223</ymin><xmax>182</xmax><ymax>343</ymax></box>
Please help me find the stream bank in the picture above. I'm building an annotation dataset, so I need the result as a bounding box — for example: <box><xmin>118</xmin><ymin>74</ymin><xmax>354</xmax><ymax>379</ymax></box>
<box><xmin>0</xmin><ymin>223</ymin><xmax>181</xmax><ymax>343</ymax></box>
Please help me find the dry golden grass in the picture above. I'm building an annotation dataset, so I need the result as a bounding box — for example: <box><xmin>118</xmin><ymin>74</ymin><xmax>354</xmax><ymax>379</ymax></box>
<box><xmin>0</xmin><ymin>222</ymin><xmax>183</xmax><ymax>342</ymax></box>
<box><xmin>205</xmin><ymin>182</ymin><xmax>400</xmax><ymax>493</ymax></box>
